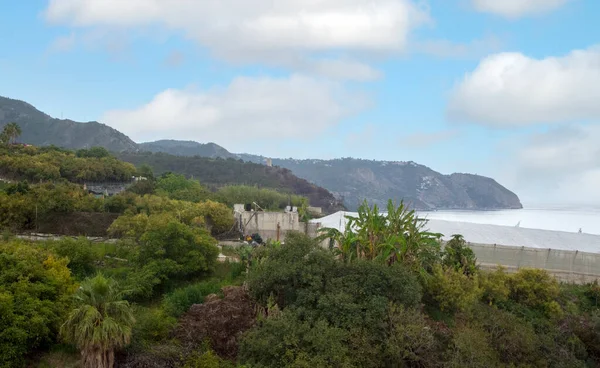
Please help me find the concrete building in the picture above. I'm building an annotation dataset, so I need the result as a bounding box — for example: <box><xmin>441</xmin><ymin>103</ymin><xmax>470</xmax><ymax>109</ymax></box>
<box><xmin>235</xmin><ymin>204</ymin><xmax>321</xmax><ymax>242</ymax></box>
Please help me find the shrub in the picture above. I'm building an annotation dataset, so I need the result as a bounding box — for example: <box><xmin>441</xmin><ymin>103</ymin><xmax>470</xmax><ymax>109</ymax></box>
<box><xmin>509</xmin><ymin>268</ymin><xmax>562</xmax><ymax>316</ymax></box>
<box><xmin>383</xmin><ymin>304</ymin><xmax>438</xmax><ymax>366</ymax></box>
<box><xmin>129</xmin><ymin>306</ymin><xmax>177</xmax><ymax>350</ymax></box>
<box><xmin>0</xmin><ymin>242</ymin><xmax>77</xmax><ymax>368</ymax></box>
<box><xmin>445</xmin><ymin>327</ymin><xmax>500</xmax><ymax>367</ymax></box>
<box><xmin>472</xmin><ymin>304</ymin><xmax>539</xmax><ymax>365</ymax></box>
<box><xmin>442</xmin><ymin>234</ymin><xmax>477</xmax><ymax>276</ymax></box>
<box><xmin>479</xmin><ymin>266</ymin><xmax>510</xmax><ymax>306</ymax></box>
<box><xmin>426</xmin><ymin>265</ymin><xmax>481</xmax><ymax>313</ymax></box>
<box><xmin>247</xmin><ymin>233</ymin><xmax>337</xmax><ymax>308</ymax></box>
<box><xmin>183</xmin><ymin>349</ymin><xmax>238</xmax><ymax>368</ymax></box>
<box><xmin>239</xmin><ymin>310</ymin><xmax>351</xmax><ymax>368</ymax></box>
<box><xmin>309</xmin><ymin>261</ymin><xmax>422</xmax><ymax>330</ymax></box>
<box><xmin>247</xmin><ymin>233</ymin><xmax>422</xmax><ymax>332</ymax></box>
<box><xmin>163</xmin><ymin>280</ymin><xmax>222</xmax><ymax>317</ymax></box>
<box><xmin>585</xmin><ymin>281</ymin><xmax>600</xmax><ymax>308</ymax></box>
<box><xmin>195</xmin><ymin>200</ymin><xmax>235</xmax><ymax>235</ymax></box>
<box><xmin>47</xmin><ymin>237</ymin><xmax>99</xmax><ymax>279</ymax></box>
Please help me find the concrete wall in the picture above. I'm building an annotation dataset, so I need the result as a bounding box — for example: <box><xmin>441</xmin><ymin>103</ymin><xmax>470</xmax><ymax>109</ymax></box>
<box><xmin>468</xmin><ymin>242</ymin><xmax>600</xmax><ymax>284</ymax></box>
<box><xmin>238</xmin><ymin>211</ymin><xmax>321</xmax><ymax>242</ymax></box>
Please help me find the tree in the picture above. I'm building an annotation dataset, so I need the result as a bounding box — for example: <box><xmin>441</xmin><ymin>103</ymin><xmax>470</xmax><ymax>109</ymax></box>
<box><xmin>76</xmin><ymin>147</ymin><xmax>110</xmax><ymax>158</ymax></box>
<box><xmin>0</xmin><ymin>242</ymin><xmax>77</xmax><ymax>368</ymax></box>
<box><xmin>442</xmin><ymin>234</ymin><xmax>477</xmax><ymax>276</ymax></box>
<box><xmin>60</xmin><ymin>273</ymin><xmax>135</xmax><ymax>368</ymax></box>
<box><xmin>0</xmin><ymin>123</ymin><xmax>22</xmax><ymax>145</ymax></box>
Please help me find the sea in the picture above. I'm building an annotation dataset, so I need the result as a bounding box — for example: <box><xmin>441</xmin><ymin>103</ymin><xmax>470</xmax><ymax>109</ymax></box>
<box><xmin>416</xmin><ymin>207</ymin><xmax>600</xmax><ymax>236</ymax></box>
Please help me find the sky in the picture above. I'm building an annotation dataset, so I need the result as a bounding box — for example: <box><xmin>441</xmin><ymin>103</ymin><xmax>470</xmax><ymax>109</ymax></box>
<box><xmin>0</xmin><ymin>0</ymin><xmax>599</xmax><ymax>206</ymax></box>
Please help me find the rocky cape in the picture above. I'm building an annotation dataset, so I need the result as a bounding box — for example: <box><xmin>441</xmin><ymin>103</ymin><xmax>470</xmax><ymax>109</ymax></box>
<box><xmin>237</xmin><ymin>155</ymin><xmax>523</xmax><ymax>211</ymax></box>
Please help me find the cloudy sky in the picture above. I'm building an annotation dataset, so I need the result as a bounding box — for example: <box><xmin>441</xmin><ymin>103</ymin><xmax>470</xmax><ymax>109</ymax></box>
<box><xmin>1</xmin><ymin>0</ymin><xmax>599</xmax><ymax>206</ymax></box>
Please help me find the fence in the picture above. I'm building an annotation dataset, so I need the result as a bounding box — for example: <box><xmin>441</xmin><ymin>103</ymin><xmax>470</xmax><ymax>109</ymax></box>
<box><xmin>468</xmin><ymin>242</ymin><xmax>600</xmax><ymax>284</ymax></box>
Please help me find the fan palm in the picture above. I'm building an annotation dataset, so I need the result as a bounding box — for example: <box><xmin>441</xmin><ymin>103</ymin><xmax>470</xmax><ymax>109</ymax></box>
<box><xmin>60</xmin><ymin>273</ymin><xmax>135</xmax><ymax>368</ymax></box>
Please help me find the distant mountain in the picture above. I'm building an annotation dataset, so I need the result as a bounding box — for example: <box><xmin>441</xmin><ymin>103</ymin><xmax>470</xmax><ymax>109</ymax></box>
<box><xmin>117</xmin><ymin>152</ymin><xmax>346</xmax><ymax>214</ymax></box>
<box><xmin>239</xmin><ymin>155</ymin><xmax>523</xmax><ymax>211</ymax></box>
<box><xmin>0</xmin><ymin>96</ymin><xmax>137</xmax><ymax>152</ymax></box>
<box><xmin>0</xmin><ymin>96</ymin><xmax>522</xmax><ymax>211</ymax></box>
<box><xmin>123</xmin><ymin>138</ymin><xmax>523</xmax><ymax>211</ymax></box>
<box><xmin>138</xmin><ymin>140</ymin><xmax>237</xmax><ymax>159</ymax></box>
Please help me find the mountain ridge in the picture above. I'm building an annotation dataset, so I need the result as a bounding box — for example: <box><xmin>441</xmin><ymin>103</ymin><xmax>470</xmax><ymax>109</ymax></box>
<box><xmin>0</xmin><ymin>96</ymin><xmax>138</xmax><ymax>152</ymax></box>
<box><xmin>0</xmin><ymin>95</ymin><xmax>522</xmax><ymax>211</ymax></box>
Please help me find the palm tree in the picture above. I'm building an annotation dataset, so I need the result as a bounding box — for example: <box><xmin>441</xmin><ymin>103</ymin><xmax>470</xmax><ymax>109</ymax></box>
<box><xmin>60</xmin><ymin>274</ymin><xmax>135</xmax><ymax>368</ymax></box>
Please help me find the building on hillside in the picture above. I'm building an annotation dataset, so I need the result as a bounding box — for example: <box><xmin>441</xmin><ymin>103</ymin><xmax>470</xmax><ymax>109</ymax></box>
<box><xmin>83</xmin><ymin>182</ymin><xmax>131</xmax><ymax>198</ymax></box>
<box><xmin>234</xmin><ymin>203</ymin><xmax>321</xmax><ymax>243</ymax></box>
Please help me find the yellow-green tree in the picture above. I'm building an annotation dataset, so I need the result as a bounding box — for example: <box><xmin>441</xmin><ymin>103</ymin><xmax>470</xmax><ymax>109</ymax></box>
<box><xmin>0</xmin><ymin>122</ymin><xmax>22</xmax><ymax>145</ymax></box>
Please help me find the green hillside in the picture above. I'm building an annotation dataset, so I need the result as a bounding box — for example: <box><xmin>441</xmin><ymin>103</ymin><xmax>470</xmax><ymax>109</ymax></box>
<box><xmin>118</xmin><ymin>151</ymin><xmax>346</xmax><ymax>213</ymax></box>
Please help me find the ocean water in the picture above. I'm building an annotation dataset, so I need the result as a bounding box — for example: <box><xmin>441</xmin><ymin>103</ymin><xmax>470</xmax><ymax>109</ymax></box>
<box><xmin>416</xmin><ymin>207</ymin><xmax>600</xmax><ymax>235</ymax></box>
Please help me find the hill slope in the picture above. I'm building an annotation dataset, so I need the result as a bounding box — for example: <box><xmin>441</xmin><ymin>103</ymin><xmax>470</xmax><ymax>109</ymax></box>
<box><xmin>138</xmin><ymin>140</ymin><xmax>237</xmax><ymax>159</ymax></box>
<box><xmin>0</xmin><ymin>96</ymin><xmax>137</xmax><ymax>152</ymax></box>
<box><xmin>0</xmin><ymin>96</ymin><xmax>521</xmax><ymax>211</ymax></box>
<box><xmin>117</xmin><ymin>152</ymin><xmax>346</xmax><ymax>214</ymax></box>
<box><xmin>133</xmin><ymin>140</ymin><xmax>522</xmax><ymax>211</ymax></box>
<box><xmin>239</xmin><ymin>155</ymin><xmax>523</xmax><ymax>211</ymax></box>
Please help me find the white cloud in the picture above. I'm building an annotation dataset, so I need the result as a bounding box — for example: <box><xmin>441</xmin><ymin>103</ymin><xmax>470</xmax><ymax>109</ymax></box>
<box><xmin>164</xmin><ymin>50</ymin><xmax>185</xmax><ymax>68</ymax></box>
<box><xmin>506</xmin><ymin>125</ymin><xmax>600</xmax><ymax>205</ymax></box>
<box><xmin>300</xmin><ymin>59</ymin><xmax>382</xmax><ymax>81</ymax></box>
<box><xmin>447</xmin><ymin>46</ymin><xmax>600</xmax><ymax>126</ymax></box>
<box><xmin>400</xmin><ymin>129</ymin><xmax>459</xmax><ymax>147</ymax></box>
<box><xmin>45</xmin><ymin>0</ymin><xmax>428</xmax><ymax>52</ymax></box>
<box><xmin>47</xmin><ymin>32</ymin><xmax>76</xmax><ymax>52</ymax></box>
<box><xmin>101</xmin><ymin>75</ymin><xmax>369</xmax><ymax>149</ymax></box>
<box><xmin>44</xmin><ymin>0</ymin><xmax>428</xmax><ymax>79</ymax></box>
<box><xmin>471</xmin><ymin>0</ymin><xmax>571</xmax><ymax>18</ymax></box>
<box><xmin>412</xmin><ymin>35</ymin><xmax>504</xmax><ymax>59</ymax></box>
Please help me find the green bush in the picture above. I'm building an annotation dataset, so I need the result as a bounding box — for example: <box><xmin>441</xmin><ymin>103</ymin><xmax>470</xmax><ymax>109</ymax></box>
<box><xmin>509</xmin><ymin>268</ymin><xmax>562</xmax><ymax>316</ymax></box>
<box><xmin>472</xmin><ymin>304</ymin><xmax>539</xmax><ymax>365</ymax></box>
<box><xmin>308</xmin><ymin>261</ymin><xmax>422</xmax><ymax>330</ymax></box>
<box><xmin>426</xmin><ymin>265</ymin><xmax>481</xmax><ymax>313</ymax></box>
<box><xmin>442</xmin><ymin>234</ymin><xmax>477</xmax><ymax>276</ymax></box>
<box><xmin>383</xmin><ymin>304</ymin><xmax>438</xmax><ymax>366</ymax></box>
<box><xmin>129</xmin><ymin>306</ymin><xmax>177</xmax><ymax>350</ymax></box>
<box><xmin>239</xmin><ymin>310</ymin><xmax>352</xmax><ymax>368</ymax></box>
<box><xmin>445</xmin><ymin>327</ymin><xmax>500</xmax><ymax>367</ymax></box>
<box><xmin>247</xmin><ymin>233</ymin><xmax>422</xmax><ymax>332</ymax></box>
<box><xmin>0</xmin><ymin>242</ymin><xmax>77</xmax><ymax>368</ymax></box>
<box><xmin>46</xmin><ymin>237</ymin><xmax>99</xmax><ymax>279</ymax></box>
<box><xmin>156</xmin><ymin>173</ymin><xmax>212</xmax><ymax>203</ymax></box>
<box><xmin>479</xmin><ymin>266</ymin><xmax>510</xmax><ymax>306</ymax></box>
<box><xmin>162</xmin><ymin>280</ymin><xmax>222</xmax><ymax>317</ymax></box>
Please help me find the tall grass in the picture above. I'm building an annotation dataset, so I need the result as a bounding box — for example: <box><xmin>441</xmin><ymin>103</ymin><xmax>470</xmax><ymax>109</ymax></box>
<box><xmin>215</xmin><ymin>185</ymin><xmax>305</xmax><ymax>210</ymax></box>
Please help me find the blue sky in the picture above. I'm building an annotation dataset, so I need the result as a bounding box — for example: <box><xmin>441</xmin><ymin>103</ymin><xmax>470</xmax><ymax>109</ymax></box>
<box><xmin>1</xmin><ymin>0</ymin><xmax>599</xmax><ymax>205</ymax></box>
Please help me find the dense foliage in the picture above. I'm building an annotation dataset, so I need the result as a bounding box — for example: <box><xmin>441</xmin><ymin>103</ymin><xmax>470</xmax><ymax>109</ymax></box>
<box><xmin>0</xmin><ymin>150</ymin><xmax>598</xmax><ymax>368</ymax></box>
<box><xmin>117</xmin><ymin>151</ymin><xmax>345</xmax><ymax>213</ymax></box>
<box><xmin>0</xmin><ymin>242</ymin><xmax>77</xmax><ymax>368</ymax></box>
<box><xmin>0</xmin><ymin>145</ymin><xmax>136</xmax><ymax>182</ymax></box>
